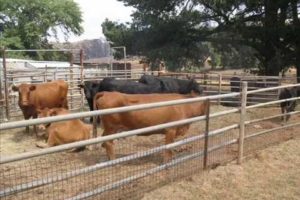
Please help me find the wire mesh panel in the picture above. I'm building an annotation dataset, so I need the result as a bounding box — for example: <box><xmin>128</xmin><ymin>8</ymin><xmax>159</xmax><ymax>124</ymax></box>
<box><xmin>1</xmin><ymin>83</ymin><xmax>299</xmax><ymax>200</ymax></box>
<box><xmin>0</xmin><ymin>127</ymin><xmax>207</xmax><ymax>199</ymax></box>
<box><xmin>244</xmin><ymin>113</ymin><xmax>300</xmax><ymax>155</ymax></box>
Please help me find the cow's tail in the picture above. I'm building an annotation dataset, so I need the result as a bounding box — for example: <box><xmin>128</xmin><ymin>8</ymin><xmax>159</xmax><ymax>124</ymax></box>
<box><xmin>93</xmin><ymin>92</ymin><xmax>105</xmax><ymax>111</ymax></box>
<box><xmin>93</xmin><ymin>92</ymin><xmax>105</xmax><ymax>128</ymax></box>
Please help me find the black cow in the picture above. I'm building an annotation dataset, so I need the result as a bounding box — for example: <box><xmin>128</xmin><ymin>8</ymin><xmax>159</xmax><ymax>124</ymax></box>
<box><xmin>79</xmin><ymin>78</ymin><xmax>163</xmax><ymax>122</ymax></box>
<box><xmin>80</xmin><ymin>76</ymin><xmax>203</xmax><ymax>122</ymax></box>
<box><xmin>139</xmin><ymin>75</ymin><xmax>203</xmax><ymax>94</ymax></box>
<box><xmin>279</xmin><ymin>87</ymin><xmax>299</xmax><ymax>122</ymax></box>
<box><xmin>99</xmin><ymin>77</ymin><xmax>163</xmax><ymax>94</ymax></box>
<box><xmin>79</xmin><ymin>81</ymin><xmax>100</xmax><ymax>112</ymax></box>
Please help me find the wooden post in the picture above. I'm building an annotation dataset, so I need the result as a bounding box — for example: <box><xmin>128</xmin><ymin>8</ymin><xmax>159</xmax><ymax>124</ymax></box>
<box><xmin>203</xmin><ymin>99</ymin><xmax>210</xmax><ymax>169</ymax></box>
<box><xmin>238</xmin><ymin>81</ymin><xmax>247</xmax><ymax>164</ymax></box>
<box><xmin>2</xmin><ymin>48</ymin><xmax>10</xmax><ymax>120</ymax></box>
<box><xmin>218</xmin><ymin>73</ymin><xmax>222</xmax><ymax>105</ymax></box>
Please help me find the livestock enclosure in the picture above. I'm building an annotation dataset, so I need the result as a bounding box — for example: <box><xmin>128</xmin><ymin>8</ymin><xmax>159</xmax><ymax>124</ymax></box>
<box><xmin>0</xmin><ymin>49</ymin><xmax>298</xmax><ymax>122</ymax></box>
<box><xmin>0</xmin><ymin>81</ymin><xmax>299</xmax><ymax>200</ymax></box>
<box><xmin>0</xmin><ymin>49</ymin><xmax>152</xmax><ymax>122</ymax></box>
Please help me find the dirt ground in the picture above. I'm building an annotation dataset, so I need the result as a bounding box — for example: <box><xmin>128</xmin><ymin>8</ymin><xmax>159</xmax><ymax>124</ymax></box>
<box><xmin>0</xmin><ymin>104</ymin><xmax>299</xmax><ymax>200</ymax></box>
<box><xmin>142</xmin><ymin>137</ymin><xmax>300</xmax><ymax>200</ymax></box>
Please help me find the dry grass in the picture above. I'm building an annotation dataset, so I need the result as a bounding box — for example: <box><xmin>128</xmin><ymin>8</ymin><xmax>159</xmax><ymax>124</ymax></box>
<box><xmin>0</xmin><ymin>104</ymin><xmax>299</xmax><ymax>199</ymax></box>
<box><xmin>142</xmin><ymin>137</ymin><xmax>300</xmax><ymax>200</ymax></box>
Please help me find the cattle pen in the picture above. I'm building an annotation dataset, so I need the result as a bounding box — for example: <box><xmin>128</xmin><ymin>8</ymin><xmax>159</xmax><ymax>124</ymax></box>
<box><xmin>0</xmin><ymin>48</ymin><xmax>298</xmax><ymax>122</ymax></box>
<box><xmin>0</xmin><ymin>49</ymin><xmax>151</xmax><ymax>122</ymax></box>
<box><xmin>0</xmin><ymin>81</ymin><xmax>299</xmax><ymax>200</ymax></box>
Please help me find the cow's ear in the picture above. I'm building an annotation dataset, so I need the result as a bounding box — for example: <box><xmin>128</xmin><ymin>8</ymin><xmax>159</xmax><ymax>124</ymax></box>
<box><xmin>12</xmin><ymin>85</ymin><xmax>19</xmax><ymax>91</ymax></box>
<box><xmin>29</xmin><ymin>85</ymin><xmax>36</xmax><ymax>91</ymax></box>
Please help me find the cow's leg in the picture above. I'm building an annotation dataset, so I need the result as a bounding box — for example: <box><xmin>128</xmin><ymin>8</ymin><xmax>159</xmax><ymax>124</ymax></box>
<box><xmin>33</xmin><ymin>113</ymin><xmax>38</xmax><ymax>136</ymax></box>
<box><xmin>23</xmin><ymin>113</ymin><xmax>31</xmax><ymax>134</ymax></box>
<box><xmin>102</xmin><ymin>140</ymin><xmax>115</xmax><ymax>160</ymax></box>
<box><xmin>36</xmin><ymin>141</ymin><xmax>50</xmax><ymax>148</ymax></box>
<box><xmin>46</xmin><ymin>130</ymin><xmax>57</xmax><ymax>147</ymax></box>
<box><xmin>286</xmin><ymin>110</ymin><xmax>291</xmax><ymax>121</ymax></box>
<box><xmin>36</xmin><ymin>130</ymin><xmax>52</xmax><ymax>148</ymax></box>
<box><xmin>63</xmin><ymin>98</ymin><xmax>69</xmax><ymax>109</ymax></box>
<box><xmin>164</xmin><ymin>129</ymin><xmax>177</xmax><ymax>162</ymax></box>
<box><xmin>281</xmin><ymin>106</ymin><xmax>286</xmax><ymax>122</ymax></box>
<box><xmin>284</xmin><ymin>107</ymin><xmax>289</xmax><ymax>123</ymax></box>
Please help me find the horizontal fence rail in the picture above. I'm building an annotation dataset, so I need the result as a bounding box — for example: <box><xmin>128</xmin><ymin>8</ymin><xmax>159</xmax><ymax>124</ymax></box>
<box><xmin>0</xmin><ymin>63</ymin><xmax>299</xmax><ymax>200</ymax></box>
<box><xmin>0</xmin><ymin>92</ymin><xmax>240</xmax><ymax>131</ymax></box>
<box><xmin>0</xmin><ymin>106</ymin><xmax>240</xmax><ymax>164</ymax></box>
<box><xmin>67</xmin><ymin>138</ymin><xmax>239</xmax><ymax>200</ymax></box>
<box><xmin>0</xmin><ymin>123</ymin><xmax>238</xmax><ymax>197</ymax></box>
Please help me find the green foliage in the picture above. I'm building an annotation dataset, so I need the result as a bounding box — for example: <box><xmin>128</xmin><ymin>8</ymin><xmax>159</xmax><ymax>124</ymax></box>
<box><xmin>102</xmin><ymin>19</ymin><xmax>134</xmax><ymax>59</ymax></box>
<box><xmin>0</xmin><ymin>0</ymin><xmax>83</xmax><ymax>59</ymax></box>
<box><xmin>107</xmin><ymin>0</ymin><xmax>299</xmax><ymax>76</ymax></box>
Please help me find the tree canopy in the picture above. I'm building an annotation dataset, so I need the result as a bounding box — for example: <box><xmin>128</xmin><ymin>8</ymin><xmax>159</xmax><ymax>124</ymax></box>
<box><xmin>103</xmin><ymin>0</ymin><xmax>300</xmax><ymax>79</ymax></box>
<box><xmin>0</xmin><ymin>0</ymin><xmax>83</xmax><ymax>58</ymax></box>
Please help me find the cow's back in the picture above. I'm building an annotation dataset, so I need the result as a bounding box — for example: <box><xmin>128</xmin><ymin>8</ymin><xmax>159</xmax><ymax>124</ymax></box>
<box><xmin>95</xmin><ymin>92</ymin><xmax>205</xmax><ymax>135</ymax></box>
<box><xmin>30</xmin><ymin>80</ymin><xmax>68</xmax><ymax>108</ymax></box>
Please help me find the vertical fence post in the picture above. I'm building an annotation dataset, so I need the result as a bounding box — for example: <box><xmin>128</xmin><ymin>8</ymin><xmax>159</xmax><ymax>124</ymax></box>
<box><xmin>2</xmin><ymin>48</ymin><xmax>10</xmax><ymax>120</ymax></box>
<box><xmin>203</xmin><ymin>73</ymin><xmax>208</xmax><ymax>92</ymax></box>
<box><xmin>92</xmin><ymin>115</ymin><xmax>98</xmax><ymax>138</ymax></box>
<box><xmin>277</xmin><ymin>74</ymin><xmax>282</xmax><ymax>98</ymax></box>
<box><xmin>238</xmin><ymin>81</ymin><xmax>247</xmax><ymax>164</ymax></box>
<box><xmin>80</xmin><ymin>49</ymin><xmax>84</xmax><ymax>112</ymax></box>
<box><xmin>0</xmin><ymin>53</ymin><xmax>2</xmax><ymax>121</ymax></box>
<box><xmin>123</xmin><ymin>47</ymin><xmax>127</xmax><ymax>79</ymax></box>
<box><xmin>203</xmin><ymin>99</ymin><xmax>210</xmax><ymax>169</ymax></box>
<box><xmin>69</xmin><ymin>52</ymin><xmax>74</xmax><ymax>110</ymax></box>
<box><xmin>44</xmin><ymin>64</ymin><xmax>47</xmax><ymax>82</ymax></box>
<box><xmin>110</xmin><ymin>58</ymin><xmax>113</xmax><ymax>77</ymax></box>
<box><xmin>218</xmin><ymin>73</ymin><xmax>222</xmax><ymax>105</ymax></box>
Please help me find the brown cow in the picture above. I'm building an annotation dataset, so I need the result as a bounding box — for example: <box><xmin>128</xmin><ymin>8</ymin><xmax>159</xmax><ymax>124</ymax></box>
<box><xmin>12</xmin><ymin>80</ymin><xmax>68</xmax><ymax>134</ymax></box>
<box><xmin>36</xmin><ymin>108</ymin><xmax>92</xmax><ymax>149</ymax></box>
<box><xmin>94</xmin><ymin>91</ymin><xmax>208</xmax><ymax>161</ymax></box>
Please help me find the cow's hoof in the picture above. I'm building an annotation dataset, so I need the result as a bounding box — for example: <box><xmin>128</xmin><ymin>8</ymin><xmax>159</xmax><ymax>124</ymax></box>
<box><xmin>37</xmin><ymin>132</ymin><xmax>46</xmax><ymax>137</ymax></box>
<box><xmin>36</xmin><ymin>142</ymin><xmax>49</xmax><ymax>148</ymax></box>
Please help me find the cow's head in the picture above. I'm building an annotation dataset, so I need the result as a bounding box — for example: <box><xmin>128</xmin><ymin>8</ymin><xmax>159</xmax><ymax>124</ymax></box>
<box><xmin>78</xmin><ymin>81</ymin><xmax>99</xmax><ymax>100</ymax></box>
<box><xmin>12</xmin><ymin>84</ymin><xmax>36</xmax><ymax>106</ymax></box>
<box><xmin>36</xmin><ymin>107</ymin><xmax>68</xmax><ymax>131</ymax></box>
<box><xmin>36</xmin><ymin>107</ymin><xmax>54</xmax><ymax>131</ymax></box>
<box><xmin>189</xmin><ymin>79</ymin><xmax>203</xmax><ymax>95</ymax></box>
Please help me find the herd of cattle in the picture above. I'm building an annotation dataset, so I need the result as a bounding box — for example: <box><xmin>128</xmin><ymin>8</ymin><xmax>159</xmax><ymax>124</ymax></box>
<box><xmin>9</xmin><ymin>75</ymin><xmax>299</xmax><ymax>160</ymax></box>
<box><xmin>11</xmin><ymin>75</ymin><xmax>204</xmax><ymax>160</ymax></box>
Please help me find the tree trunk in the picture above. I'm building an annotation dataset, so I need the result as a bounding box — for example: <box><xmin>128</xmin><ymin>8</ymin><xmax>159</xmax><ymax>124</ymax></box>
<box><xmin>263</xmin><ymin>0</ymin><xmax>280</xmax><ymax>76</ymax></box>
<box><xmin>296</xmin><ymin>46</ymin><xmax>300</xmax><ymax>84</ymax></box>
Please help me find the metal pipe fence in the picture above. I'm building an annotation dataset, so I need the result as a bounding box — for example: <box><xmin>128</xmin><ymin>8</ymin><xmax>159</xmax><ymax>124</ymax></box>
<box><xmin>1</xmin><ymin>49</ymin><xmax>299</xmax><ymax>198</ymax></box>
<box><xmin>1</xmin><ymin>49</ymin><xmax>297</xmax><ymax>122</ymax></box>
<box><xmin>0</xmin><ymin>82</ymin><xmax>299</xmax><ymax>199</ymax></box>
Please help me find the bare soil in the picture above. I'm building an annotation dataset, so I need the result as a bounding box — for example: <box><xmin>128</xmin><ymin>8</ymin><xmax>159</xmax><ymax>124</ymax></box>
<box><xmin>0</xmin><ymin>104</ymin><xmax>299</xmax><ymax>200</ymax></box>
<box><xmin>142</xmin><ymin>137</ymin><xmax>300</xmax><ymax>200</ymax></box>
